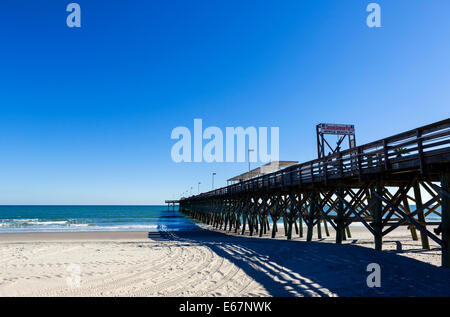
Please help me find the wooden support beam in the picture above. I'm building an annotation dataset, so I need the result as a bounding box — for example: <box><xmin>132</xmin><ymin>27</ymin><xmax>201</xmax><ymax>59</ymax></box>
<box><xmin>287</xmin><ymin>198</ymin><xmax>294</xmax><ymax>240</ymax></box>
<box><xmin>336</xmin><ymin>187</ymin><xmax>344</xmax><ymax>244</ymax></box>
<box><xmin>374</xmin><ymin>181</ymin><xmax>383</xmax><ymax>251</ymax></box>
<box><xmin>345</xmin><ymin>226</ymin><xmax>352</xmax><ymax>238</ymax></box>
<box><xmin>375</xmin><ymin>191</ymin><xmax>443</xmax><ymax>246</ymax></box>
<box><xmin>323</xmin><ymin>218</ymin><xmax>330</xmax><ymax>237</ymax></box>
<box><xmin>271</xmin><ymin>197</ymin><xmax>279</xmax><ymax>238</ymax></box>
<box><xmin>403</xmin><ymin>198</ymin><xmax>418</xmax><ymax>241</ymax></box>
<box><xmin>306</xmin><ymin>193</ymin><xmax>315</xmax><ymax>242</ymax></box>
<box><xmin>249</xmin><ymin>199</ymin><xmax>255</xmax><ymax>236</ymax></box>
<box><xmin>310</xmin><ymin>192</ymin><xmax>338</xmax><ymax>232</ymax></box>
<box><xmin>382</xmin><ymin>194</ymin><xmax>440</xmax><ymax>236</ymax></box>
<box><xmin>441</xmin><ymin>171</ymin><xmax>450</xmax><ymax>268</ymax></box>
<box><xmin>241</xmin><ymin>208</ymin><xmax>246</xmax><ymax>235</ymax></box>
<box><xmin>335</xmin><ymin>190</ymin><xmax>376</xmax><ymax>236</ymax></box>
<box><xmin>297</xmin><ymin>217</ymin><xmax>301</xmax><ymax>238</ymax></box>
<box><xmin>317</xmin><ymin>216</ymin><xmax>322</xmax><ymax>239</ymax></box>
<box><xmin>413</xmin><ymin>182</ymin><xmax>430</xmax><ymax>249</ymax></box>
<box><xmin>259</xmin><ymin>197</ymin><xmax>267</xmax><ymax>237</ymax></box>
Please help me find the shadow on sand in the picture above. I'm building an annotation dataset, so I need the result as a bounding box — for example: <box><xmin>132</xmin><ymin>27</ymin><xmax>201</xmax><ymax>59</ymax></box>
<box><xmin>148</xmin><ymin>227</ymin><xmax>450</xmax><ymax>297</ymax></box>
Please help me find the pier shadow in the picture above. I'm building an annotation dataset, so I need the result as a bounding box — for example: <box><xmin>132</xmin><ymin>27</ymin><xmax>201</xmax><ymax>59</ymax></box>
<box><xmin>148</xmin><ymin>228</ymin><xmax>450</xmax><ymax>297</ymax></box>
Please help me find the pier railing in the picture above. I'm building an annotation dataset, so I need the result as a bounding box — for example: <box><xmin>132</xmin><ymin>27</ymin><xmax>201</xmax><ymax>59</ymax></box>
<box><xmin>192</xmin><ymin>118</ymin><xmax>450</xmax><ymax>199</ymax></box>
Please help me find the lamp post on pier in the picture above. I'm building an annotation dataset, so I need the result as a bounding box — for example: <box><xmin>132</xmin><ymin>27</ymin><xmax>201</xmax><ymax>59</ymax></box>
<box><xmin>212</xmin><ymin>172</ymin><xmax>216</xmax><ymax>190</ymax></box>
<box><xmin>248</xmin><ymin>149</ymin><xmax>254</xmax><ymax>175</ymax></box>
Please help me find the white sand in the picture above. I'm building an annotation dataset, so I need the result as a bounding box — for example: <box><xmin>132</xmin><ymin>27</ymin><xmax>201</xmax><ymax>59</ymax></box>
<box><xmin>0</xmin><ymin>226</ymin><xmax>449</xmax><ymax>297</ymax></box>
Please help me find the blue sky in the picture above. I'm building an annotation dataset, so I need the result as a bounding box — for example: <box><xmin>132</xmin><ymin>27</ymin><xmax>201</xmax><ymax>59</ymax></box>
<box><xmin>0</xmin><ymin>0</ymin><xmax>449</xmax><ymax>204</ymax></box>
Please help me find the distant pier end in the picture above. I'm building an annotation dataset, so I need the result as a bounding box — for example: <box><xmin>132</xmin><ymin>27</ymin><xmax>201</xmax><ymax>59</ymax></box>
<box><xmin>164</xmin><ymin>200</ymin><xmax>179</xmax><ymax>212</ymax></box>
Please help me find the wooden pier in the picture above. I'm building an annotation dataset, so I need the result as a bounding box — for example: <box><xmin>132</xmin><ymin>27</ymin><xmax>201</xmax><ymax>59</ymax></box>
<box><xmin>165</xmin><ymin>200</ymin><xmax>179</xmax><ymax>212</ymax></box>
<box><xmin>179</xmin><ymin>119</ymin><xmax>450</xmax><ymax>267</ymax></box>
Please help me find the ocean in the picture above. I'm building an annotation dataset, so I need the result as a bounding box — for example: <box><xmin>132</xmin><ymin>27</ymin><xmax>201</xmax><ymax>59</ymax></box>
<box><xmin>0</xmin><ymin>205</ymin><xmax>199</xmax><ymax>233</ymax></box>
<box><xmin>0</xmin><ymin>205</ymin><xmax>440</xmax><ymax>233</ymax></box>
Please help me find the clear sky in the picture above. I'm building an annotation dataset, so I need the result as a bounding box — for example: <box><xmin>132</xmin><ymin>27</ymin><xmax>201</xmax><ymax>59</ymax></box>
<box><xmin>0</xmin><ymin>0</ymin><xmax>449</xmax><ymax>204</ymax></box>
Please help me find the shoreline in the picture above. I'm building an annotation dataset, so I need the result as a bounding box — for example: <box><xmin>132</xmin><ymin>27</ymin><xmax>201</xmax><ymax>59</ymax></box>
<box><xmin>0</xmin><ymin>231</ymin><xmax>151</xmax><ymax>242</ymax></box>
<box><xmin>0</xmin><ymin>222</ymin><xmax>416</xmax><ymax>240</ymax></box>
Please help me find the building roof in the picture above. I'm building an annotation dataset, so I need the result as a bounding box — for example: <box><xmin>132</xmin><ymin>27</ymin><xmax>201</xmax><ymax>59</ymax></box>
<box><xmin>227</xmin><ymin>161</ymin><xmax>298</xmax><ymax>182</ymax></box>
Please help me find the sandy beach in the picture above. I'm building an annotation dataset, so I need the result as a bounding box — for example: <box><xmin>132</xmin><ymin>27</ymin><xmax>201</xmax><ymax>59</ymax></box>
<box><xmin>1</xmin><ymin>225</ymin><xmax>449</xmax><ymax>297</ymax></box>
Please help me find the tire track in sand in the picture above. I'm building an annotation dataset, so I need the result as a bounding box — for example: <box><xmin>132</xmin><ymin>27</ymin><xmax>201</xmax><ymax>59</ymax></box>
<box><xmin>25</xmin><ymin>244</ymin><xmax>180</xmax><ymax>297</ymax></box>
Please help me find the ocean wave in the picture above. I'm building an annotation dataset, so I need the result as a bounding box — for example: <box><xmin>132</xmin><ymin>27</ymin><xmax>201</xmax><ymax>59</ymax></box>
<box><xmin>1</xmin><ymin>218</ymin><xmax>39</xmax><ymax>222</ymax></box>
<box><xmin>0</xmin><ymin>222</ymin><xmax>166</xmax><ymax>232</ymax></box>
<box><xmin>28</xmin><ymin>221</ymin><xmax>68</xmax><ymax>225</ymax></box>
<box><xmin>96</xmin><ymin>225</ymin><xmax>159</xmax><ymax>230</ymax></box>
<box><xmin>0</xmin><ymin>219</ymin><xmax>82</xmax><ymax>227</ymax></box>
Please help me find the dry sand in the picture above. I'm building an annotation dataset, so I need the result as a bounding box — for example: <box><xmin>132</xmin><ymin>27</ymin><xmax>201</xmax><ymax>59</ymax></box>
<box><xmin>0</xmin><ymin>225</ymin><xmax>449</xmax><ymax>297</ymax></box>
